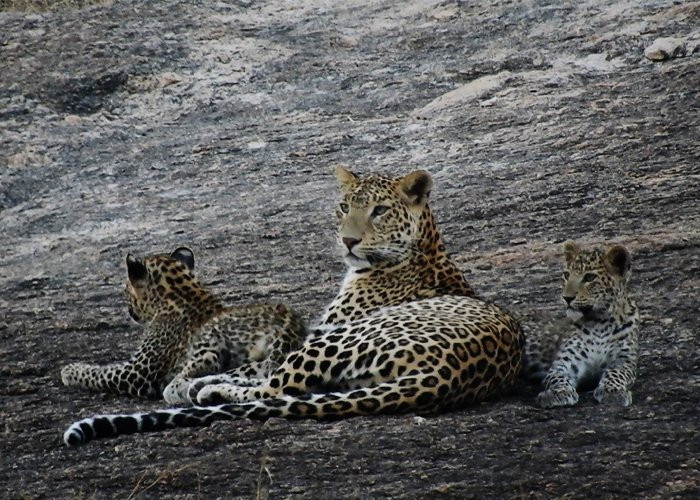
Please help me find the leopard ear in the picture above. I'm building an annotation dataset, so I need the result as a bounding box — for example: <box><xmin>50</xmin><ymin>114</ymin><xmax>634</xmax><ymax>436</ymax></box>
<box><xmin>399</xmin><ymin>170</ymin><xmax>432</xmax><ymax>205</ymax></box>
<box><xmin>563</xmin><ymin>240</ymin><xmax>581</xmax><ymax>265</ymax></box>
<box><xmin>171</xmin><ymin>247</ymin><xmax>195</xmax><ymax>271</ymax></box>
<box><xmin>604</xmin><ymin>245</ymin><xmax>631</xmax><ymax>278</ymax></box>
<box><xmin>335</xmin><ymin>165</ymin><xmax>359</xmax><ymax>189</ymax></box>
<box><xmin>126</xmin><ymin>254</ymin><xmax>148</xmax><ymax>284</ymax></box>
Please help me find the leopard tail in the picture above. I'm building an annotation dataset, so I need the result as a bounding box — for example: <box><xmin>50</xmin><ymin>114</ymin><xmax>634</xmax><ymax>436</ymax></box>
<box><xmin>64</xmin><ymin>374</ymin><xmax>453</xmax><ymax>446</ymax></box>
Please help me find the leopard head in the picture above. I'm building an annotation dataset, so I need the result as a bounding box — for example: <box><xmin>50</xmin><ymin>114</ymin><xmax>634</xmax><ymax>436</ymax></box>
<box><xmin>561</xmin><ymin>240</ymin><xmax>631</xmax><ymax>321</ymax></box>
<box><xmin>334</xmin><ymin>166</ymin><xmax>433</xmax><ymax>268</ymax></box>
<box><xmin>124</xmin><ymin>247</ymin><xmax>201</xmax><ymax>323</ymax></box>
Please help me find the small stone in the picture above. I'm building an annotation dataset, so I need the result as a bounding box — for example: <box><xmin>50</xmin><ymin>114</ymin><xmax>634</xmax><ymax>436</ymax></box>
<box><xmin>247</xmin><ymin>141</ymin><xmax>267</xmax><ymax>150</ymax></box>
<box><xmin>413</xmin><ymin>416</ymin><xmax>427</xmax><ymax>425</ymax></box>
<box><xmin>644</xmin><ymin>37</ymin><xmax>686</xmax><ymax>61</ymax></box>
<box><xmin>216</xmin><ymin>53</ymin><xmax>231</xmax><ymax>64</ymax></box>
<box><xmin>434</xmin><ymin>483</ymin><xmax>453</xmax><ymax>494</ymax></box>
<box><xmin>336</xmin><ymin>35</ymin><xmax>359</xmax><ymax>48</ymax></box>
<box><xmin>262</xmin><ymin>417</ymin><xmax>287</xmax><ymax>429</ymax></box>
<box><xmin>509</xmin><ymin>238</ymin><xmax>527</xmax><ymax>246</ymax></box>
<box><xmin>160</xmin><ymin>72</ymin><xmax>184</xmax><ymax>87</ymax></box>
<box><xmin>6</xmin><ymin>151</ymin><xmax>49</xmax><ymax>167</ymax></box>
<box><xmin>64</xmin><ymin>115</ymin><xmax>81</xmax><ymax>124</ymax></box>
<box><xmin>430</xmin><ymin>7</ymin><xmax>458</xmax><ymax>20</ymax></box>
<box><xmin>404</xmin><ymin>123</ymin><xmax>423</xmax><ymax>133</ymax></box>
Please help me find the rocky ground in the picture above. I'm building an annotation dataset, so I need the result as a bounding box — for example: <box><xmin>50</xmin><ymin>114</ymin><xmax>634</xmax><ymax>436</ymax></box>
<box><xmin>1</xmin><ymin>0</ymin><xmax>699</xmax><ymax>498</ymax></box>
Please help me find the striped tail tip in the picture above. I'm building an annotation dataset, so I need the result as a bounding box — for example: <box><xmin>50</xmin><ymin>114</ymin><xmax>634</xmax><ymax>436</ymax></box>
<box><xmin>63</xmin><ymin>415</ymin><xmax>122</xmax><ymax>446</ymax></box>
<box><xmin>64</xmin><ymin>423</ymin><xmax>88</xmax><ymax>447</ymax></box>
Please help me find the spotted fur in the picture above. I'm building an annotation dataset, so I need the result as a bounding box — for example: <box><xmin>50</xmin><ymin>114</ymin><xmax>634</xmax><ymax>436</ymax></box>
<box><xmin>518</xmin><ymin>312</ymin><xmax>570</xmax><ymax>383</ymax></box>
<box><xmin>61</xmin><ymin>247</ymin><xmax>306</xmax><ymax>404</ymax></box>
<box><xmin>317</xmin><ymin>167</ymin><xmax>475</xmax><ymax>326</ymax></box>
<box><xmin>533</xmin><ymin>241</ymin><xmax>640</xmax><ymax>408</ymax></box>
<box><xmin>63</xmin><ymin>168</ymin><xmax>524</xmax><ymax>446</ymax></box>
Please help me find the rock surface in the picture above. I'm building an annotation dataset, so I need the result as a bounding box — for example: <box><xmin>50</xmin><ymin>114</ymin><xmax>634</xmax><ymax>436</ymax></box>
<box><xmin>1</xmin><ymin>0</ymin><xmax>699</xmax><ymax>498</ymax></box>
<box><xmin>644</xmin><ymin>37</ymin><xmax>687</xmax><ymax>61</ymax></box>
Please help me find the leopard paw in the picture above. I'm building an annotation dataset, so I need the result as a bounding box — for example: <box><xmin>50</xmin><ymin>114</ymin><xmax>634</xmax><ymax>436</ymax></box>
<box><xmin>196</xmin><ymin>383</ymin><xmax>234</xmax><ymax>405</ymax></box>
<box><xmin>60</xmin><ymin>362</ymin><xmax>90</xmax><ymax>386</ymax></box>
<box><xmin>188</xmin><ymin>375</ymin><xmax>226</xmax><ymax>402</ymax></box>
<box><xmin>593</xmin><ymin>386</ymin><xmax>632</xmax><ymax>406</ymax></box>
<box><xmin>163</xmin><ymin>379</ymin><xmax>193</xmax><ymax>406</ymax></box>
<box><xmin>536</xmin><ymin>387</ymin><xmax>579</xmax><ymax>408</ymax></box>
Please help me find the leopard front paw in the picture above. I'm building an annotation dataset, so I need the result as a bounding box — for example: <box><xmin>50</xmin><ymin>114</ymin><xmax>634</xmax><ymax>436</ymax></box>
<box><xmin>61</xmin><ymin>362</ymin><xmax>90</xmax><ymax>386</ymax></box>
<box><xmin>163</xmin><ymin>379</ymin><xmax>193</xmax><ymax>406</ymax></box>
<box><xmin>593</xmin><ymin>385</ymin><xmax>632</xmax><ymax>407</ymax></box>
<box><xmin>196</xmin><ymin>383</ymin><xmax>235</xmax><ymax>405</ymax></box>
<box><xmin>536</xmin><ymin>386</ymin><xmax>579</xmax><ymax>408</ymax></box>
<box><xmin>187</xmin><ymin>375</ymin><xmax>225</xmax><ymax>402</ymax></box>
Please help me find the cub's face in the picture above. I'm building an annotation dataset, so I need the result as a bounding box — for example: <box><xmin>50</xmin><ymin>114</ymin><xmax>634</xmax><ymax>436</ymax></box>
<box><xmin>334</xmin><ymin>166</ymin><xmax>432</xmax><ymax>268</ymax></box>
<box><xmin>561</xmin><ymin>241</ymin><xmax>631</xmax><ymax>321</ymax></box>
<box><xmin>124</xmin><ymin>247</ymin><xmax>197</xmax><ymax>323</ymax></box>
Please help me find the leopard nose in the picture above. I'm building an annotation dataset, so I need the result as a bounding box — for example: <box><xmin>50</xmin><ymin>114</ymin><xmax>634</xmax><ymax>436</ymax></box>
<box><xmin>563</xmin><ymin>295</ymin><xmax>575</xmax><ymax>305</ymax></box>
<box><xmin>342</xmin><ymin>237</ymin><xmax>361</xmax><ymax>250</ymax></box>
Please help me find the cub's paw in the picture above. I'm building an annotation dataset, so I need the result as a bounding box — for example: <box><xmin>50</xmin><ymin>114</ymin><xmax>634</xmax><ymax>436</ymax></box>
<box><xmin>536</xmin><ymin>386</ymin><xmax>579</xmax><ymax>408</ymax></box>
<box><xmin>196</xmin><ymin>383</ymin><xmax>237</xmax><ymax>405</ymax></box>
<box><xmin>593</xmin><ymin>385</ymin><xmax>632</xmax><ymax>407</ymax></box>
<box><xmin>188</xmin><ymin>375</ymin><xmax>228</xmax><ymax>402</ymax></box>
<box><xmin>60</xmin><ymin>362</ymin><xmax>91</xmax><ymax>386</ymax></box>
<box><xmin>163</xmin><ymin>379</ymin><xmax>193</xmax><ymax>406</ymax></box>
<box><xmin>188</xmin><ymin>375</ymin><xmax>260</xmax><ymax>401</ymax></box>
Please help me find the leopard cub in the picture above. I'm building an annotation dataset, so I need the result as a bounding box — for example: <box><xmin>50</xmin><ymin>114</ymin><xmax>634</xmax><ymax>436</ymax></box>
<box><xmin>535</xmin><ymin>240</ymin><xmax>639</xmax><ymax>408</ymax></box>
<box><xmin>61</xmin><ymin>247</ymin><xmax>306</xmax><ymax>404</ymax></box>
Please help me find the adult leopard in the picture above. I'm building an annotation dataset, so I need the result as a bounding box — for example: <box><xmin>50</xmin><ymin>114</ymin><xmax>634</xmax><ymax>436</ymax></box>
<box><xmin>61</xmin><ymin>247</ymin><xmax>306</xmax><ymax>404</ymax></box>
<box><xmin>64</xmin><ymin>167</ymin><xmax>524</xmax><ymax>446</ymax></box>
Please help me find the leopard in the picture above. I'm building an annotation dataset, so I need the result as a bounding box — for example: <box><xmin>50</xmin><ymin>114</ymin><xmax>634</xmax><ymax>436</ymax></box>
<box><xmin>63</xmin><ymin>167</ymin><xmax>525</xmax><ymax>446</ymax></box>
<box><xmin>61</xmin><ymin>247</ymin><xmax>307</xmax><ymax>405</ymax></box>
<box><xmin>530</xmin><ymin>240</ymin><xmax>640</xmax><ymax>408</ymax></box>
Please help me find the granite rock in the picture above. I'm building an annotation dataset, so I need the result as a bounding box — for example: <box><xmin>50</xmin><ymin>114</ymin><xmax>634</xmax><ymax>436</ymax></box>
<box><xmin>1</xmin><ymin>0</ymin><xmax>698</xmax><ymax>498</ymax></box>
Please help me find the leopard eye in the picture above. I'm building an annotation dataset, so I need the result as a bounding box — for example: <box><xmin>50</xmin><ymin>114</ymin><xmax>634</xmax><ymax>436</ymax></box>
<box><xmin>582</xmin><ymin>272</ymin><xmax>597</xmax><ymax>283</ymax></box>
<box><xmin>371</xmin><ymin>205</ymin><xmax>389</xmax><ymax>217</ymax></box>
<box><xmin>339</xmin><ymin>203</ymin><xmax>350</xmax><ymax>214</ymax></box>
<box><xmin>563</xmin><ymin>271</ymin><xmax>570</xmax><ymax>280</ymax></box>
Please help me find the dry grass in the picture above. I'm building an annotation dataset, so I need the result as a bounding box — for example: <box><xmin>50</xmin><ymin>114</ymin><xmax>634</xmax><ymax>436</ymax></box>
<box><xmin>127</xmin><ymin>464</ymin><xmax>199</xmax><ymax>500</ymax></box>
<box><xmin>255</xmin><ymin>446</ymin><xmax>273</xmax><ymax>500</ymax></box>
<box><xmin>0</xmin><ymin>0</ymin><xmax>107</xmax><ymax>12</ymax></box>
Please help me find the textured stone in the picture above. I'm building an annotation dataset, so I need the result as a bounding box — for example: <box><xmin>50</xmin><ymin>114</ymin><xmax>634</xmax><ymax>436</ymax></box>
<box><xmin>644</xmin><ymin>37</ymin><xmax>687</xmax><ymax>61</ymax></box>
<box><xmin>1</xmin><ymin>0</ymin><xmax>698</xmax><ymax>498</ymax></box>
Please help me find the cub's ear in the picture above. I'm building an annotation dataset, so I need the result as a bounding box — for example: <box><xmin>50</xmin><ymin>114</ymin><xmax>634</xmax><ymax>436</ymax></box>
<box><xmin>563</xmin><ymin>240</ymin><xmax>581</xmax><ymax>265</ymax></box>
<box><xmin>126</xmin><ymin>254</ymin><xmax>148</xmax><ymax>283</ymax></box>
<box><xmin>399</xmin><ymin>170</ymin><xmax>432</xmax><ymax>205</ymax></box>
<box><xmin>604</xmin><ymin>245</ymin><xmax>631</xmax><ymax>277</ymax></box>
<box><xmin>171</xmin><ymin>247</ymin><xmax>195</xmax><ymax>270</ymax></box>
<box><xmin>335</xmin><ymin>165</ymin><xmax>359</xmax><ymax>189</ymax></box>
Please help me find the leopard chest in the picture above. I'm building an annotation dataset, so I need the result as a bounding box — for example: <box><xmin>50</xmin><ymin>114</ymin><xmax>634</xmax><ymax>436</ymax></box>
<box><xmin>322</xmin><ymin>275</ymin><xmax>428</xmax><ymax>325</ymax></box>
<box><xmin>567</xmin><ymin>322</ymin><xmax>637</xmax><ymax>380</ymax></box>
